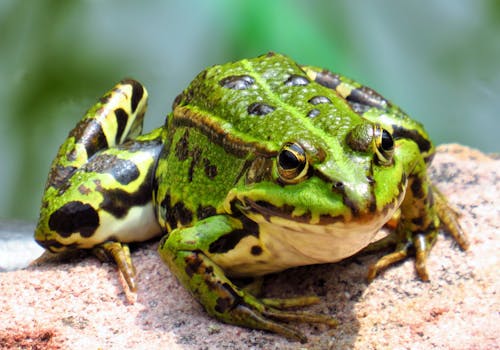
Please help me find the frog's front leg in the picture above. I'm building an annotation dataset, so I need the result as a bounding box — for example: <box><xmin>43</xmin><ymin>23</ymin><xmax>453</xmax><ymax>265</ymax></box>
<box><xmin>367</xmin><ymin>153</ymin><xmax>469</xmax><ymax>281</ymax></box>
<box><xmin>158</xmin><ymin>215</ymin><xmax>337</xmax><ymax>343</ymax></box>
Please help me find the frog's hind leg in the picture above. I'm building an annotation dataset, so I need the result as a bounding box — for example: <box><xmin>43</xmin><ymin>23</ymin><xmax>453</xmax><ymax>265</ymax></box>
<box><xmin>35</xmin><ymin>80</ymin><xmax>151</xmax><ymax>292</ymax></box>
<box><xmin>44</xmin><ymin>79</ymin><xmax>148</xmax><ymax>191</ymax></box>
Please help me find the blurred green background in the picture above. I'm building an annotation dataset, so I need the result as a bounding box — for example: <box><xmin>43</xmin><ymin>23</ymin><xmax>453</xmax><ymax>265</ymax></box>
<box><xmin>1</xmin><ymin>0</ymin><xmax>499</xmax><ymax>222</ymax></box>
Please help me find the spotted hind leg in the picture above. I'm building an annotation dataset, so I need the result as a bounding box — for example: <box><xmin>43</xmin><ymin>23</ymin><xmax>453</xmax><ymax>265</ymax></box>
<box><xmin>44</xmin><ymin>79</ymin><xmax>148</xmax><ymax>191</ymax></box>
<box><xmin>35</xmin><ymin>80</ymin><xmax>153</xmax><ymax>292</ymax></box>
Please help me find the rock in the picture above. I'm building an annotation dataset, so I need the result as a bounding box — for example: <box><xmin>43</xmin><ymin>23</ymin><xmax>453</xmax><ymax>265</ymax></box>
<box><xmin>0</xmin><ymin>144</ymin><xmax>498</xmax><ymax>349</ymax></box>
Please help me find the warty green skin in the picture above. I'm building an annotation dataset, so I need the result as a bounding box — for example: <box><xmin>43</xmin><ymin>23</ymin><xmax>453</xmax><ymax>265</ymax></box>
<box><xmin>34</xmin><ymin>53</ymin><xmax>468</xmax><ymax>342</ymax></box>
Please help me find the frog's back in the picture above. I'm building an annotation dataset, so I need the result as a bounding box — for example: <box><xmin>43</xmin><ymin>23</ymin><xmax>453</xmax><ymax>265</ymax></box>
<box><xmin>174</xmin><ymin>53</ymin><xmax>361</xmax><ymax>155</ymax></box>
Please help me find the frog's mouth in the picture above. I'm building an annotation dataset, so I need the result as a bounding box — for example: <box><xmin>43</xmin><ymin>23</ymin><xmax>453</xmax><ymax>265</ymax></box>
<box><xmin>242</xmin><ymin>198</ymin><xmax>397</xmax><ymax>226</ymax></box>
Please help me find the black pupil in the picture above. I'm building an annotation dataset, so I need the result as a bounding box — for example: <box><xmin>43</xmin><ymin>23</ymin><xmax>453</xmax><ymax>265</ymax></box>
<box><xmin>381</xmin><ymin>130</ymin><xmax>394</xmax><ymax>151</ymax></box>
<box><xmin>279</xmin><ymin>150</ymin><xmax>300</xmax><ymax>170</ymax></box>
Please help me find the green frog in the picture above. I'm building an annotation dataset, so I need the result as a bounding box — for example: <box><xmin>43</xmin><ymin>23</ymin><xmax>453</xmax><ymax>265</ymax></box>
<box><xmin>34</xmin><ymin>53</ymin><xmax>468</xmax><ymax>342</ymax></box>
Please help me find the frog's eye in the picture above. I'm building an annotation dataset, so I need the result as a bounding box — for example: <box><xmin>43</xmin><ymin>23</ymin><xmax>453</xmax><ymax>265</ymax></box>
<box><xmin>374</xmin><ymin>127</ymin><xmax>394</xmax><ymax>165</ymax></box>
<box><xmin>277</xmin><ymin>142</ymin><xmax>309</xmax><ymax>184</ymax></box>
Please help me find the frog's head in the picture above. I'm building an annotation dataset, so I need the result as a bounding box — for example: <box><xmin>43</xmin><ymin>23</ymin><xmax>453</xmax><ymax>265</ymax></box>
<box><xmin>224</xmin><ymin>122</ymin><xmax>408</xmax><ymax>260</ymax></box>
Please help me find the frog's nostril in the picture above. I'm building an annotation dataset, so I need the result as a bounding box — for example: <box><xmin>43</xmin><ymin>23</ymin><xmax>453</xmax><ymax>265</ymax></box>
<box><xmin>333</xmin><ymin>182</ymin><xmax>344</xmax><ymax>191</ymax></box>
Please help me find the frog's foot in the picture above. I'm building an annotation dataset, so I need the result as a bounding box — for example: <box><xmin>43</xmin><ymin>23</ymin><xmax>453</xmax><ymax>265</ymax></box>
<box><xmin>92</xmin><ymin>241</ymin><xmax>137</xmax><ymax>292</ymax></box>
<box><xmin>367</xmin><ymin>231</ymin><xmax>437</xmax><ymax>281</ymax></box>
<box><xmin>432</xmin><ymin>185</ymin><xmax>469</xmax><ymax>250</ymax></box>
<box><xmin>367</xmin><ymin>241</ymin><xmax>410</xmax><ymax>281</ymax></box>
<box><xmin>230</xmin><ymin>294</ymin><xmax>338</xmax><ymax>343</ymax></box>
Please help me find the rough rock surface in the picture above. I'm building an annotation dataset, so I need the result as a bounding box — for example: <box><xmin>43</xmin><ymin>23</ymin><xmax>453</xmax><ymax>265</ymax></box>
<box><xmin>0</xmin><ymin>144</ymin><xmax>498</xmax><ymax>350</ymax></box>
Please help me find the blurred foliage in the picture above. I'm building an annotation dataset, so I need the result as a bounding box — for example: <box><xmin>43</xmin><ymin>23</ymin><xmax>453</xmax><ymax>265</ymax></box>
<box><xmin>0</xmin><ymin>0</ymin><xmax>499</xmax><ymax>220</ymax></box>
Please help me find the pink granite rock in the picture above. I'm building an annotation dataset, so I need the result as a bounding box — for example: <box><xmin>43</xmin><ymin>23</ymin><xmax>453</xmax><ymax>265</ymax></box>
<box><xmin>0</xmin><ymin>144</ymin><xmax>498</xmax><ymax>349</ymax></box>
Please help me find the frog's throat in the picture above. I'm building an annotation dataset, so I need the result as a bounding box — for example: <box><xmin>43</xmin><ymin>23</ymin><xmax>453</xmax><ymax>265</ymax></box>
<box><xmin>221</xmin><ymin>201</ymin><xmax>400</xmax><ymax>276</ymax></box>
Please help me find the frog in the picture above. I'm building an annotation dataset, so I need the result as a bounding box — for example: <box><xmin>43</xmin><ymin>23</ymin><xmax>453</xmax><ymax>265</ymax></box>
<box><xmin>34</xmin><ymin>52</ymin><xmax>468</xmax><ymax>342</ymax></box>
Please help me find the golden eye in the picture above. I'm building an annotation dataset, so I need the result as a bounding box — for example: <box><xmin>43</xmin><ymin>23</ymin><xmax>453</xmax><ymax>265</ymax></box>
<box><xmin>373</xmin><ymin>126</ymin><xmax>394</xmax><ymax>165</ymax></box>
<box><xmin>277</xmin><ymin>142</ymin><xmax>309</xmax><ymax>184</ymax></box>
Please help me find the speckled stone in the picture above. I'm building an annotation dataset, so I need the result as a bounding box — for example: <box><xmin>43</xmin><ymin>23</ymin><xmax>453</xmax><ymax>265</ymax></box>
<box><xmin>0</xmin><ymin>144</ymin><xmax>498</xmax><ymax>350</ymax></box>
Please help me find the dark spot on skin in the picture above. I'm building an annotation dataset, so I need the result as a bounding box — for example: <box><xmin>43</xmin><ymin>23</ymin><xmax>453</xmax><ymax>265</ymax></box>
<box><xmin>172</xmin><ymin>201</ymin><xmax>193</xmax><ymax>226</ymax></box>
<box><xmin>349</xmin><ymin>102</ymin><xmax>371</xmax><ymax>114</ymax></box>
<box><xmin>110</xmin><ymin>159</ymin><xmax>140</xmax><ymax>185</ymax></box>
<box><xmin>175</xmin><ymin>130</ymin><xmax>190</xmax><ymax>161</ymax></box>
<box><xmin>412</xmin><ymin>217</ymin><xmax>424</xmax><ymax>226</ymax></box>
<box><xmin>197</xmin><ymin>205</ymin><xmax>217</xmax><ymax>220</ymax></box>
<box><xmin>203</xmin><ymin>158</ymin><xmax>218</xmax><ymax>179</ymax></box>
<box><xmin>78</xmin><ymin>184</ymin><xmax>91</xmax><ymax>195</ymax></box>
<box><xmin>208</xmin><ymin>216</ymin><xmax>260</xmax><ymax>254</ymax></box>
<box><xmin>219</xmin><ymin>75</ymin><xmax>255</xmax><ymax>90</ymax></box>
<box><xmin>215</xmin><ymin>297</ymin><xmax>233</xmax><ymax>314</ymax></box>
<box><xmin>99</xmin><ymin>162</ymin><xmax>155</xmax><ymax>218</ymax></box>
<box><xmin>208</xmin><ymin>229</ymin><xmax>252</xmax><ymax>254</ymax></box>
<box><xmin>47</xmin><ymin>165</ymin><xmax>77</xmax><ymax>190</ymax></box>
<box><xmin>184</xmin><ymin>253</ymin><xmax>203</xmax><ymax>278</ymax></box>
<box><xmin>127</xmin><ymin>79</ymin><xmax>144</xmax><ymax>113</ymax></box>
<box><xmin>308</xmin><ymin>96</ymin><xmax>331</xmax><ymax>105</ymax></box>
<box><xmin>160</xmin><ymin>194</ymin><xmax>177</xmax><ymax>230</ymax></box>
<box><xmin>48</xmin><ymin>201</ymin><xmax>99</xmax><ymax>238</ymax></box>
<box><xmin>410</xmin><ymin>176</ymin><xmax>425</xmax><ymax>199</ymax></box>
<box><xmin>69</xmin><ymin>119</ymin><xmax>109</xmax><ymax>159</ymax></box>
<box><xmin>392</xmin><ymin>125</ymin><xmax>432</xmax><ymax>154</ymax></box>
<box><xmin>172</xmin><ymin>92</ymin><xmax>184</xmax><ymax>109</ymax></box>
<box><xmin>250</xmin><ymin>245</ymin><xmax>263</xmax><ymax>256</ymax></box>
<box><xmin>307</xmin><ymin>108</ymin><xmax>320</xmax><ymax>118</ymax></box>
<box><xmin>114</xmin><ymin>108</ymin><xmax>129</xmax><ymax>144</ymax></box>
<box><xmin>313</xmin><ymin>70</ymin><xmax>342</xmax><ymax>89</ymax></box>
<box><xmin>83</xmin><ymin>154</ymin><xmax>140</xmax><ymax>185</ymax></box>
<box><xmin>214</xmin><ymin>282</ymin><xmax>244</xmax><ymax>313</ymax></box>
<box><xmin>99</xmin><ymin>185</ymin><xmax>151</xmax><ymax>218</ymax></box>
<box><xmin>99</xmin><ymin>94</ymin><xmax>110</xmax><ymax>105</ymax></box>
<box><xmin>284</xmin><ymin>74</ymin><xmax>310</xmax><ymax>86</ymax></box>
<box><xmin>247</xmin><ymin>102</ymin><xmax>276</xmax><ymax>116</ymax></box>
<box><xmin>160</xmin><ymin>194</ymin><xmax>194</xmax><ymax>228</ymax></box>
<box><xmin>346</xmin><ymin>86</ymin><xmax>388</xmax><ymax>111</ymax></box>
<box><xmin>188</xmin><ymin>148</ymin><xmax>202</xmax><ymax>182</ymax></box>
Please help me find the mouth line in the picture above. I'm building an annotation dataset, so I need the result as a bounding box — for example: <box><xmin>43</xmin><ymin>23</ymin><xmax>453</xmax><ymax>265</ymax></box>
<box><xmin>242</xmin><ymin>195</ymin><xmax>400</xmax><ymax>227</ymax></box>
<box><xmin>242</xmin><ymin>198</ymin><xmax>346</xmax><ymax>225</ymax></box>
